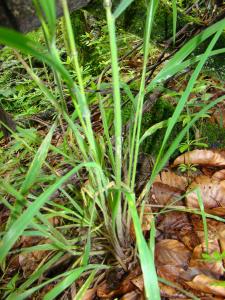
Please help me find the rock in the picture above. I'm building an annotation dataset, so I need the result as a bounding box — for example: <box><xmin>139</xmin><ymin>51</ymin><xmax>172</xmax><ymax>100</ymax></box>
<box><xmin>0</xmin><ymin>0</ymin><xmax>91</xmax><ymax>33</ymax></box>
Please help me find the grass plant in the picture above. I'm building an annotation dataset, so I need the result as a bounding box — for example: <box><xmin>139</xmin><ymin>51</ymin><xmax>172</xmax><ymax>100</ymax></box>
<box><xmin>0</xmin><ymin>0</ymin><xmax>224</xmax><ymax>299</ymax></box>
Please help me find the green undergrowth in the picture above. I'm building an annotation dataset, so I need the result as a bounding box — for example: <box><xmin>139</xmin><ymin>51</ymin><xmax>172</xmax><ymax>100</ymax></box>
<box><xmin>200</xmin><ymin>122</ymin><xmax>225</xmax><ymax>149</ymax></box>
<box><xmin>0</xmin><ymin>1</ymin><xmax>225</xmax><ymax>299</ymax></box>
<box><xmin>141</xmin><ymin>99</ymin><xmax>181</xmax><ymax>158</ymax></box>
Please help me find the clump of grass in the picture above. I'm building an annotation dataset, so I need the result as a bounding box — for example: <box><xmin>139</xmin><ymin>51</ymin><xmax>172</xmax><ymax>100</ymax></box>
<box><xmin>0</xmin><ymin>0</ymin><xmax>225</xmax><ymax>299</ymax></box>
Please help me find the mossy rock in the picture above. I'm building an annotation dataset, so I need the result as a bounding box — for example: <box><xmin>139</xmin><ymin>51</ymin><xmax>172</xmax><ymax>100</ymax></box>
<box><xmin>84</xmin><ymin>0</ymin><xmax>174</xmax><ymax>41</ymax></box>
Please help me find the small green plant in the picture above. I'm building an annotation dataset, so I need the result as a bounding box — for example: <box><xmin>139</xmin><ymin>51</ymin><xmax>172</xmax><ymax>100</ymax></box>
<box><xmin>178</xmin><ymin>163</ymin><xmax>198</xmax><ymax>173</ymax></box>
<box><xmin>179</xmin><ymin>137</ymin><xmax>208</xmax><ymax>153</ymax></box>
<box><xmin>202</xmin><ymin>250</ymin><xmax>225</xmax><ymax>262</ymax></box>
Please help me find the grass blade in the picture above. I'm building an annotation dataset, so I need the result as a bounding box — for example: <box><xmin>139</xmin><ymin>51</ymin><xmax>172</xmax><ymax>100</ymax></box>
<box><xmin>75</xmin><ymin>270</ymin><xmax>96</xmax><ymax>300</ymax></box>
<box><xmin>20</xmin><ymin>123</ymin><xmax>56</xmax><ymax>195</ymax></box>
<box><xmin>172</xmin><ymin>0</ymin><xmax>177</xmax><ymax>45</ymax></box>
<box><xmin>129</xmin><ymin>0</ymin><xmax>158</xmax><ymax>189</ymax></box>
<box><xmin>147</xmin><ymin>18</ymin><xmax>225</xmax><ymax>91</ymax></box>
<box><xmin>125</xmin><ymin>192</ymin><xmax>160</xmax><ymax>300</ymax></box>
<box><xmin>113</xmin><ymin>0</ymin><xmax>135</xmax><ymax>19</ymax></box>
<box><xmin>39</xmin><ymin>0</ymin><xmax>56</xmax><ymax>37</ymax></box>
<box><xmin>44</xmin><ymin>265</ymin><xmax>106</xmax><ymax>300</ymax></box>
<box><xmin>0</xmin><ymin>162</ymin><xmax>102</xmax><ymax>263</ymax></box>
<box><xmin>195</xmin><ymin>188</ymin><xmax>209</xmax><ymax>253</ymax></box>
<box><xmin>105</xmin><ymin>0</ymin><xmax>123</xmax><ymax>242</ymax></box>
<box><xmin>43</xmin><ymin>267</ymin><xmax>85</xmax><ymax>300</ymax></box>
<box><xmin>139</xmin><ymin>93</ymin><xmax>225</xmax><ymax>203</ymax></box>
<box><xmin>0</xmin><ymin>28</ymin><xmax>74</xmax><ymax>89</ymax></box>
<box><xmin>153</xmin><ymin>28</ymin><xmax>223</xmax><ymax>177</ymax></box>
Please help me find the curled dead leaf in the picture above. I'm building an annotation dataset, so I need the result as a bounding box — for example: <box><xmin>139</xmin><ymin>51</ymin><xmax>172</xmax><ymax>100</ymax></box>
<box><xmin>97</xmin><ymin>268</ymin><xmax>141</xmax><ymax>298</ymax></box>
<box><xmin>173</xmin><ymin>149</ymin><xmax>225</xmax><ymax>167</ymax></box>
<box><xmin>157</xmin><ymin>212</ymin><xmax>197</xmax><ymax>250</ymax></box>
<box><xmin>212</xmin><ymin>169</ymin><xmax>225</xmax><ymax>181</ymax></box>
<box><xmin>155</xmin><ymin>239</ymin><xmax>191</xmax><ymax>268</ymax></box>
<box><xmin>151</xmin><ymin>182</ymin><xmax>182</xmax><ymax>206</ymax></box>
<box><xmin>186</xmin><ymin>274</ymin><xmax>225</xmax><ymax>297</ymax></box>
<box><xmin>120</xmin><ymin>290</ymin><xmax>145</xmax><ymax>300</ymax></box>
<box><xmin>157</xmin><ymin>265</ymin><xmax>185</xmax><ymax>282</ymax></box>
<box><xmin>154</xmin><ymin>169</ymin><xmax>188</xmax><ymax>191</ymax></box>
<box><xmin>131</xmin><ymin>275</ymin><xmax>144</xmax><ymax>291</ymax></box>
<box><xmin>186</xmin><ymin>176</ymin><xmax>225</xmax><ymax>209</ymax></box>
<box><xmin>189</xmin><ymin>241</ymin><xmax>224</xmax><ymax>279</ymax></box>
<box><xmin>159</xmin><ymin>282</ymin><xmax>187</xmax><ymax>299</ymax></box>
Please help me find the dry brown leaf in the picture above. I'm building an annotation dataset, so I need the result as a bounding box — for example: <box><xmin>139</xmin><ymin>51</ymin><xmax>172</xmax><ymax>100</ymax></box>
<box><xmin>212</xmin><ymin>169</ymin><xmax>225</xmax><ymax>181</ymax></box>
<box><xmin>151</xmin><ymin>182</ymin><xmax>182</xmax><ymax>206</ymax></box>
<box><xmin>130</xmin><ymin>206</ymin><xmax>153</xmax><ymax>240</ymax></box>
<box><xmin>19</xmin><ymin>249</ymin><xmax>48</xmax><ymax>277</ymax></box>
<box><xmin>173</xmin><ymin>149</ymin><xmax>225</xmax><ymax>167</ymax></box>
<box><xmin>186</xmin><ymin>176</ymin><xmax>225</xmax><ymax>209</ymax></box>
<box><xmin>191</xmin><ymin>216</ymin><xmax>225</xmax><ymax>242</ymax></box>
<box><xmin>186</xmin><ymin>274</ymin><xmax>225</xmax><ymax>297</ymax></box>
<box><xmin>120</xmin><ymin>290</ymin><xmax>145</xmax><ymax>300</ymax></box>
<box><xmin>189</xmin><ymin>241</ymin><xmax>224</xmax><ymax>279</ymax></box>
<box><xmin>82</xmin><ymin>288</ymin><xmax>97</xmax><ymax>300</ymax></box>
<box><xmin>157</xmin><ymin>212</ymin><xmax>198</xmax><ymax>250</ymax></box>
<box><xmin>206</xmin><ymin>207</ymin><xmax>225</xmax><ymax>216</ymax></box>
<box><xmin>131</xmin><ymin>275</ymin><xmax>144</xmax><ymax>291</ymax></box>
<box><xmin>157</xmin><ymin>212</ymin><xmax>191</xmax><ymax>233</ymax></box>
<box><xmin>157</xmin><ymin>265</ymin><xmax>185</xmax><ymax>282</ymax></box>
<box><xmin>97</xmin><ymin>268</ymin><xmax>140</xmax><ymax>298</ymax></box>
<box><xmin>159</xmin><ymin>282</ymin><xmax>187</xmax><ymax>299</ymax></box>
<box><xmin>154</xmin><ymin>169</ymin><xmax>188</xmax><ymax>191</ymax></box>
<box><xmin>155</xmin><ymin>239</ymin><xmax>191</xmax><ymax>268</ymax></box>
<box><xmin>6</xmin><ymin>255</ymin><xmax>20</xmax><ymax>277</ymax></box>
<box><xmin>97</xmin><ymin>279</ymin><xmax>134</xmax><ymax>298</ymax></box>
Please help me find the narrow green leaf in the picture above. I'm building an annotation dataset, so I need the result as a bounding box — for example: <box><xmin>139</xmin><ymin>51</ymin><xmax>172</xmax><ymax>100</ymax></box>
<box><xmin>0</xmin><ymin>28</ymin><xmax>74</xmax><ymax>88</ymax></box>
<box><xmin>18</xmin><ymin>252</ymin><xmax>63</xmax><ymax>292</ymax></box>
<box><xmin>7</xmin><ymin>270</ymin><xmax>74</xmax><ymax>300</ymax></box>
<box><xmin>195</xmin><ymin>188</ymin><xmax>209</xmax><ymax>253</ymax></box>
<box><xmin>153</xmin><ymin>28</ymin><xmax>223</xmax><ymax>177</ymax></box>
<box><xmin>125</xmin><ymin>192</ymin><xmax>160</xmax><ymax>300</ymax></box>
<box><xmin>44</xmin><ymin>264</ymin><xmax>106</xmax><ymax>300</ymax></box>
<box><xmin>113</xmin><ymin>0</ymin><xmax>135</xmax><ymax>19</ymax></box>
<box><xmin>20</xmin><ymin>123</ymin><xmax>56</xmax><ymax>195</ymax></box>
<box><xmin>75</xmin><ymin>270</ymin><xmax>96</xmax><ymax>300</ymax></box>
<box><xmin>0</xmin><ymin>162</ymin><xmax>102</xmax><ymax>263</ymax></box>
<box><xmin>39</xmin><ymin>0</ymin><xmax>56</xmax><ymax>36</ymax></box>
<box><xmin>172</xmin><ymin>0</ymin><xmax>177</xmax><ymax>45</ymax></box>
<box><xmin>147</xmin><ymin>18</ymin><xmax>225</xmax><ymax>91</ymax></box>
<box><xmin>44</xmin><ymin>267</ymin><xmax>85</xmax><ymax>300</ymax></box>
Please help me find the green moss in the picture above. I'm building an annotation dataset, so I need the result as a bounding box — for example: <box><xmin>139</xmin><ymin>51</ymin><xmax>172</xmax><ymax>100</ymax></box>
<box><xmin>141</xmin><ymin>98</ymin><xmax>181</xmax><ymax>157</ymax></box>
<box><xmin>200</xmin><ymin>122</ymin><xmax>225</xmax><ymax>149</ymax></box>
<box><xmin>196</xmin><ymin>33</ymin><xmax>225</xmax><ymax>80</ymax></box>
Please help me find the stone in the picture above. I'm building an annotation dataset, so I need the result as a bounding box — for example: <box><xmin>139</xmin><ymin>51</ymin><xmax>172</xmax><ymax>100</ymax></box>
<box><xmin>0</xmin><ymin>0</ymin><xmax>91</xmax><ymax>33</ymax></box>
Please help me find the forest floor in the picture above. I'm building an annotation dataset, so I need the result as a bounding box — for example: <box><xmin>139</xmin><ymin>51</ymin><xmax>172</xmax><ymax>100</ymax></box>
<box><xmin>1</xmin><ymin>3</ymin><xmax>225</xmax><ymax>299</ymax></box>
